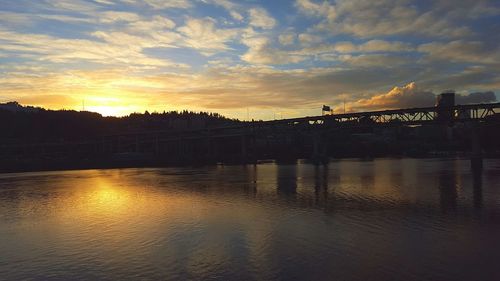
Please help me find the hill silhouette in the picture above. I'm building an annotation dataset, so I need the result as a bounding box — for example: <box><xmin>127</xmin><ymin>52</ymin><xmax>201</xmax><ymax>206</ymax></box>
<box><xmin>0</xmin><ymin>102</ymin><xmax>240</xmax><ymax>145</ymax></box>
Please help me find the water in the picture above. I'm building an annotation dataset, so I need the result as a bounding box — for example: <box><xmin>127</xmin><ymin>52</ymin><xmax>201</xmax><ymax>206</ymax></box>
<box><xmin>1</xmin><ymin>158</ymin><xmax>500</xmax><ymax>280</ymax></box>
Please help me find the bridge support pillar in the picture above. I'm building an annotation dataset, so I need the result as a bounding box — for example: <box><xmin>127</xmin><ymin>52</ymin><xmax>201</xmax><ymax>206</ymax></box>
<box><xmin>155</xmin><ymin>136</ymin><xmax>160</xmax><ymax>155</ymax></box>
<box><xmin>240</xmin><ymin>135</ymin><xmax>247</xmax><ymax>164</ymax></box>
<box><xmin>248</xmin><ymin>135</ymin><xmax>257</xmax><ymax>164</ymax></box>
<box><xmin>205</xmin><ymin>136</ymin><xmax>217</xmax><ymax>164</ymax></box>
<box><xmin>239</xmin><ymin>134</ymin><xmax>257</xmax><ymax>164</ymax></box>
<box><xmin>177</xmin><ymin>138</ymin><xmax>184</xmax><ymax>163</ymax></box>
<box><xmin>311</xmin><ymin>132</ymin><xmax>328</xmax><ymax>165</ymax></box>
<box><xmin>470</xmin><ymin>123</ymin><xmax>483</xmax><ymax>172</ymax></box>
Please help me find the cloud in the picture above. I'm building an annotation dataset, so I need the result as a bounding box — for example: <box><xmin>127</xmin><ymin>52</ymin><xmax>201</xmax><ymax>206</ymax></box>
<box><xmin>230</xmin><ymin>11</ymin><xmax>244</xmax><ymax>21</ymax></box>
<box><xmin>177</xmin><ymin>17</ymin><xmax>239</xmax><ymax>54</ymax></box>
<box><xmin>248</xmin><ymin>8</ymin><xmax>276</xmax><ymax>29</ymax></box>
<box><xmin>0</xmin><ymin>28</ymin><xmax>184</xmax><ymax>68</ymax></box>
<box><xmin>127</xmin><ymin>15</ymin><xmax>177</xmax><ymax>31</ymax></box>
<box><xmin>332</xmin><ymin>40</ymin><xmax>412</xmax><ymax>53</ymax></box>
<box><xmin>422</xmin><ymin>65</ymin><xmax>500</xmax><ymax>91</ymax></box>
<box><xmin>99</xmin><ymin>11</ymin><xmax>142</xmax><ymax>23</ymax></box>
<box><xmin>0</xmin><ymin>65</ymin><xmax>407</xmax><ymax>116</ymax></box>
<box><xmin>39</xmin><ymin>14</ymin><xmax>94</xmax><ymax>23</ymax></box>
<box><xmin>278</xmin><ymin>39</ymin><xmax>415</xmax><ymax>67</ymax></box>
<box><xmin>205</xmin><ymin>0</ymin><xmax>244</xmax><ymax>21</ymax></box>
<box><xmin>342</xmin><ymin>82</ymin><xmax>436</xmax><ymax>111</ymax></box>
<box><xmin>241</xmin><ymin>36</ymin><xmax>305</xmax><ymax>64</ymax></box>
<box><xmin>47</xmin><ymin>0</ymin><xmax>100</xmax><ymax>13</ymax></box>
<box><xmin>295</xmin><ymin>0</ymin><xmax>336</xmax><ymax>20</ymax></box>
<box><xmin>295</xmin><ymin>0</ymin><xmax>479</xmax><ymax>38</ymax></box>
<box><xmin>418</xmin><ymin>40</ymin><xmax>500</xmax><ymax>64</ymax></box>
<box><xmin>142</xmin><ymin>0</ymin><xmax>192</xmax><ymax>9</ymax></box>
<box><xmin>279</xmin><ymin>32</ymin><xmax>296</xmax><ymax>46</ymax></box>
<box><xmin>0</xmin><ymin>0</ymin><xmax>499</xmax><ymax>119</ymax></box>
<box><xmin>456</xmin><ymin>91</ymin><xmax>497</xmax><ymax>104</ymax></box>
<box><xmin>298</xmin><ymin>33</ymin><xmax>322</xmax><ymax>45</ymax></box>
<box><xmin>335</xmin><ymin>54</ymin><xmax>413</xmax><ymax>67</ymax></box>
<box><xmin>358</xmin><ymin>40</ymin><xmax>413</xmax><ymax>52</ymax></box>
<box><xmin>16</xmin><ymin>94</ymin><xmax>80</xmax><ymax>109</ymax></box>
<box><xmin>94</xmin><ymin>0</ymin><xmax>116</xmax><ymax>5</ymax></box>
<box><xmin>339</xmin><ymin>82</ymin><xmax>497</xmax><ymax>112</ymax></box>
<box><xmin>1</xmin><ymin>61</ymin><xmax>497</xmax><ymax>119</ymax></box>
<box><xmin>432</xmin><ymin>0</ymin><xmax>500</xmax><ymax>19</ymax></box>
<box><xmin>292</xmin><ymin>39</ymin><xmax>413</xmax><ymax>57</ymax></box>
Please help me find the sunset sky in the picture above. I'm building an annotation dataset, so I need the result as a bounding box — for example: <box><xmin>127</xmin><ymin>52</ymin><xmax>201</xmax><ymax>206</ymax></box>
<box><xmin>0</xmin><ymin>0</ymin><xmax>499</xmax><ymax>119</ymax></box>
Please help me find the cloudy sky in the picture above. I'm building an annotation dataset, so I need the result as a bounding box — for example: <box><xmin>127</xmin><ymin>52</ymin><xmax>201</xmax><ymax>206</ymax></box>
<box><xmin>0</xmin><ymin>0</ymin><xmax>499</xmax><ymax>119</ymax></box>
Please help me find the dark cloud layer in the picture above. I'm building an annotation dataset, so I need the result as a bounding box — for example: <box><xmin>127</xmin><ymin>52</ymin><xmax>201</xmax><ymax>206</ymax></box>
<box><xmin>456</xmin><ymin>91</ymin><xmax>497</xmax><ymax>104</ymax></box>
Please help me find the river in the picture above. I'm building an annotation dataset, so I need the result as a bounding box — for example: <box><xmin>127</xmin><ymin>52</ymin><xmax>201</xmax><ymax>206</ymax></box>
<box><xmin>1</xmin><ymin>158</ymin><xmax>499</xmax><ymax>280</ymax></box>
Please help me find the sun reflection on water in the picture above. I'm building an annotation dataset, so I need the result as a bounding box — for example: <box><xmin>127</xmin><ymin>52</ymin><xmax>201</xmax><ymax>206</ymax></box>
<box><xmin>87</xmin><ymin>179</ymin><xmax>131</xmax><ymax>214</ymax></box>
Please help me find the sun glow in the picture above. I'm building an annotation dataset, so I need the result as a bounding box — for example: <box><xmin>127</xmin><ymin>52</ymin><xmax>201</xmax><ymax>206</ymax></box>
<box><xmin>85</xmin><ymin>105</ymin><xmax>131</xmax><ymax>116</ymax></box>
<box><xmin>83</xmin><ymin>94</ymin><xmax>149</xmax><ymax>116</ymax></box>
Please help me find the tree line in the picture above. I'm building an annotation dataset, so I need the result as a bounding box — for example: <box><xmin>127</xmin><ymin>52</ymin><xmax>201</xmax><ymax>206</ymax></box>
<box><xmin>0</xmin><ymin>103</ymin><xmax>240</xmax><ymax>144</ymax></box>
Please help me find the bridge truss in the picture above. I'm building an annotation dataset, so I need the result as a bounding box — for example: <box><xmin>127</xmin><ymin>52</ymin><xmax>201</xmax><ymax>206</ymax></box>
<box><xmin>271</xmin><ymin>103</ymin><xmax>500</xmax><ymax>127</ymax></box>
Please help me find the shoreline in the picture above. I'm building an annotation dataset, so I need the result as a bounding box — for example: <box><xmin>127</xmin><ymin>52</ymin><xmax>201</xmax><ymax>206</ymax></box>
<box><xmin>1</xmin><ymin>153</ymin><xmax>498</xmax><ymax>175</ymax></box>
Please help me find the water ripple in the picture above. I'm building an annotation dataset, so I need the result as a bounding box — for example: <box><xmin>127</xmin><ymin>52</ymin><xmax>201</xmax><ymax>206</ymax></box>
<box><xmin>1</xmin><ymin>159</ymin><xmax>500</xmax><ymax>280</ymax></box>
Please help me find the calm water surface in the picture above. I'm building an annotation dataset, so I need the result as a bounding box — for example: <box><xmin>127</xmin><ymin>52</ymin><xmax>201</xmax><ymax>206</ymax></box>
<box><xmin>1</xmin><ymin>158</ymin><xmax>500</xmax><ymax>280</ymax></box>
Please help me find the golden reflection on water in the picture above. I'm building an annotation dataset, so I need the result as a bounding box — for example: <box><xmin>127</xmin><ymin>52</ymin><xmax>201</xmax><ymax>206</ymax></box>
<box><xmin>56</xmin><ymin>170</ymin><xmax>204</xmax><ymax>222</ymax></box>
<box><xmin>88</xmin><ymin>179</ymin><xmax>131</xmax><ymax>213</ymax></box>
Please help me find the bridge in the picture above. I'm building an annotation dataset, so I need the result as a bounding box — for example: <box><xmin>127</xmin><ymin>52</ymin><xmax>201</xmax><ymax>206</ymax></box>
<box><xmin>1</xmin><ymin>100</ymin><xmax>500</xmax><ymax>172</ymax></box>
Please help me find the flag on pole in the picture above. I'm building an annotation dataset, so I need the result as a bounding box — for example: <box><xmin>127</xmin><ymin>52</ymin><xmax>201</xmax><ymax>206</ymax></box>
<box><xmin>322</xmin><ymin>105</ymin><xmax>331</xmax><ymax>112</ymax></box>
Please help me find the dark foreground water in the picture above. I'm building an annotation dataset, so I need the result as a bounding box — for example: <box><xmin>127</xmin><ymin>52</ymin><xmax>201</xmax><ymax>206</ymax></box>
<box><xmin>1</xmin><ymin>158</ymin><xmax>500</xmax><ymax>281</ymax></box>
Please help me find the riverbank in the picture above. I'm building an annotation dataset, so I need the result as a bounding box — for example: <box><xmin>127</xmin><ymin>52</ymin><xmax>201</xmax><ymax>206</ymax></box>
<box><xmin>2</xmin><ymin>151</ymin><xmax>499</xmax><ymax>174</ymax></box>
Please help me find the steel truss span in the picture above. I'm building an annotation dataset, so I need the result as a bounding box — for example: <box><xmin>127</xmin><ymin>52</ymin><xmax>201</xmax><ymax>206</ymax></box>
<box><xmin>271</xmin><ymin>103</ymin><xmax>500</xmax><ymax>127</ymax></box>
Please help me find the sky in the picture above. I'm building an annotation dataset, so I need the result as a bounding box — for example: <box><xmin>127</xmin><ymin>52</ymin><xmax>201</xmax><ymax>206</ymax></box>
<box><xmin>0</xmin><ymin>0</ymin><xmax>499</xmax><ymax>119</ymax></box>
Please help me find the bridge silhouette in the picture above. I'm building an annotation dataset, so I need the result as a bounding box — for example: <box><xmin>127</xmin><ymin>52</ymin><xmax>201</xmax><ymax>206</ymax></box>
<box><xmin>2</xmin><ymin>100</ymin><xmax>499</xmax><ymax>172</ymax></box>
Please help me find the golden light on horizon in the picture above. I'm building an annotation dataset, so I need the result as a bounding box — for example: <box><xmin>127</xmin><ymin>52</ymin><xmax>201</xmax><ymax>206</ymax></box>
<box><xmin>83</xmin><ymin>95</ymin><xmax>140</xmax><ymax>116</ymax></box>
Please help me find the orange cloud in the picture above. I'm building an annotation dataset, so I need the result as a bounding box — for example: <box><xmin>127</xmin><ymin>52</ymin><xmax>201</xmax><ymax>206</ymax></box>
<box><xmin>339</xmin><ymin>82</ymin><xmax>435</xmax><ymax>112</ymax></box>
<box><xmin>338</xmin><ymin>82</ymin><xmax>497</xmax><ymax>112</ymax></box>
